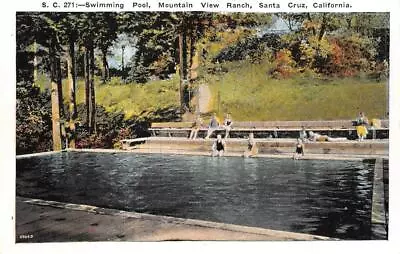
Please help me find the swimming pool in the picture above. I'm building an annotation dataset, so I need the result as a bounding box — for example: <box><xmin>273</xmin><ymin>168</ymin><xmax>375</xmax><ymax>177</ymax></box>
<box><xmin>16</xmin><ymin>152</ymin><xmax>375</xmax><ymax>240</ymax></box>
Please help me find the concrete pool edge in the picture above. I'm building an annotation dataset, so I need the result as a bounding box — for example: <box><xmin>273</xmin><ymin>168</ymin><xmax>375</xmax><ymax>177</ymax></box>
<box><xmin>16</xmin><ymin>150</ymin><xmax>64</xmax><ymax>159</ymax></box>
<box><xmin>16</xmin><ymin>196</ymin><xmax>334</xmax><ymax>241</ymax></box>
<box><xmin>16</xmin><ymin>141</ymin><xmax>389</xmax><ymax>161</ymax></box>
<box><xmin>62</xmin><ymin>148</ymin><xmax>387</xmax><ymax>161</ymax></box>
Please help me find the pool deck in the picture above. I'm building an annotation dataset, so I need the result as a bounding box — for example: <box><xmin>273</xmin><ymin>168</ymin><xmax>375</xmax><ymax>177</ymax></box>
<box><xmin>119</xmin><ymin>137</ymin><xmax>389</xmax><ymax>160</ymax></box>
<box><xmin>15</xmin><ymin>197</ymin><xmax>333</xmax><ymax>242</ymax></box>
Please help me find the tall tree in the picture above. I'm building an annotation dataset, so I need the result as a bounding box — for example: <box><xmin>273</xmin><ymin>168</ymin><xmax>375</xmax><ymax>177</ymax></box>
<box><xmin>49</xmin><ymin>37</ymin><xmax>62</xmax><ymax>151</ymax></box>
<box><xmin>57</xmin><ymin>13</ymin><xmax>81</xmax><ymax>148</ymax></box>
<box><xmin>95</xmin><ymin>12</ymin><xmax>118</xmax><ymax>83</ymax></box>
<box><xmin>33</xmin><ymin>40</ymin><xmax>39</xmax><ymax>86</ymax></box>
<box><xmin>65</xmin><ymin>41</ymin><xmax>77</xmax><ymax>147</ymax></box>
<box><xmin>82</xmin><ymin>46</ymin><xmax>90</xmax><ymax>131</ymax></box>
<box><xmin>89</xmin><ymin>42</ymin><xmax>96</xmax><ymax>133</ymax></box>
<box><xmin>79</xmin><ymin>13</ymin><xmax>98</xmax><ymax>134</ymax></box>
<box><xmin>45</xmin><ymin>13</ymin><xmax>66</xmax><ymax>150</ymax></box>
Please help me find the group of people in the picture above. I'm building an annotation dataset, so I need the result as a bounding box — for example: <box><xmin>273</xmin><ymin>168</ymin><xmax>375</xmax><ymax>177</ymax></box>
<box><xmin>293</xmin><ymin>130</ymin><xmax>347</xmax><ymax>160</ymax></box>
<box><xmin>200</xmin><ymin>113</ymin><xmax>255</xmax><ymax>157</ymax></box>
<box><xmin>292</xmin><ymin>130</ymin><xmax>345</xmax><ymax>160</ymax></box>
<box><xmin>190</xmin><ymin>112</ymin><xmax>256</xmax><ymax>158</ymax></box>
<box><xmin>189</xmin><ymin>112</ymin><xmax>232</xmax><ymax>140</ymax></box>
<box><xmin>189</xmin><ymin>111</ymin><xmax>374</xmax><ymax>159</ymax></box>
<box><xmin>292</xmin><ymin>111</ymin><xmax>373</xmax><ymax>159</ymax></box>
<box><xmin>188</xmin><ymin>112</ymin><xmax>237</xmax><ymax>157</ymax></box>
<box><xmin>211</xmin><ymin>133</ymin><xmax>258</xmax><ymax>158</ymax></box>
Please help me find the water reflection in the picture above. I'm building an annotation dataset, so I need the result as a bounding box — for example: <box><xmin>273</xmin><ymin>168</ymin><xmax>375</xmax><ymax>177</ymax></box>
<box><xmin>16</xmin><ymin>152</ymin><xmax>374</xmax><ymax>240</ymax></box>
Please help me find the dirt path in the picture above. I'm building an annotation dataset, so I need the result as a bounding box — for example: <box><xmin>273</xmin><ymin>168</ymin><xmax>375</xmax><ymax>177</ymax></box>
<box><xmin>198</xmin><ymin>84</ymin><xmax>212</xmax><ymax>114</ymax></box>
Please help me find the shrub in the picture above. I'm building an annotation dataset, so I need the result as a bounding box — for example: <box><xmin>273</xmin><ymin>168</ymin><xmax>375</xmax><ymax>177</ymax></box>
<box><xmin>271</xmin><ymin>49</ymin><xmax>297</xmax><ymax>78</ymax></box>
<box><xmin>112</xmin><ymin>127</ymin><xmax>134</xmax><ymax>149</ymax></box>
<box><xmin>16</xmin><ymin>81</ymin><xmax>53</xmax><ymax>154</ymax></box>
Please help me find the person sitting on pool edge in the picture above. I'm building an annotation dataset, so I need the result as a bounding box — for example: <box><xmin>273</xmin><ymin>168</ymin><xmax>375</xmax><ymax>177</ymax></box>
<box><xmin>205</xmin><ymin>112</ymin><xmax>220</xmax><ymax>139</ymax></box>
<box><xmin>223</xmin><ymin>113</ymin><xmax>233</xmax><ymax>139</ymax></box>
<box><xmin>212</xmin><ymin>134</ymin><xmax>226</xmax><ymax>157</ymax></box>
<box><xmin>244</xmin><ymin>133</ymin><xmax>258</xmax><ymax>158</ymax></box>
<box><xmin>355</xmin><ymin>111</ymin><xmax>369</xmax><ymax>141</ymax></box>
<box><xmin>189</xmin><ymin>115</ymin><xmax>204</xmax><ymax>140</ymax></box>
<box><xmin>293</xmin><ymin>138</ymin><xmax>304</xmax><ymax>160</ymax></box>
<box><xmin>299</xmin><ymin>126</ymin><xmax>308</xmax><ymax>143</ymax></box>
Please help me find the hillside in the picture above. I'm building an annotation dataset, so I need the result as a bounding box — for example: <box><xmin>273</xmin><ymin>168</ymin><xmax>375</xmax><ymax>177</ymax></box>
<box><xmin>202</xmin><ymin>60</ymin><xmax>387</xmax><ymax>121</ymax></box>
<box><xmin>36</xmin><ymin>26</ymin><xmax>388</xmax><ymax>122</ymax></box>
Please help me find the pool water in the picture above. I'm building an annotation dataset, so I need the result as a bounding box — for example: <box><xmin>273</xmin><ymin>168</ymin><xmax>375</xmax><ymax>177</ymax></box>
<box><xmin>16</xmin><ymin>152</ymin><xmax>375</xmax><ymax>240</ymax></box>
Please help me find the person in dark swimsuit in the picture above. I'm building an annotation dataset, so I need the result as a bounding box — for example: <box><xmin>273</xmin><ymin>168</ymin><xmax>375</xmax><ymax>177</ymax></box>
<box><xmin>212</xmin><ymin>135</ymin><xmax>226</xmax><ymax>157</ymax></box>
<box><xmin>248</xmin><ymin>142</ymin><xmax>253</xmax><ymax>151</ymax></box>
<box><xmin>216</xmin><ymin>139</ymin><xmax>225</xmax><ymax>151</ymax></box>
<box><xmin>293</xmin><ymin>138</ymin><xmax>304</xmax><ymax>160</ymax></box>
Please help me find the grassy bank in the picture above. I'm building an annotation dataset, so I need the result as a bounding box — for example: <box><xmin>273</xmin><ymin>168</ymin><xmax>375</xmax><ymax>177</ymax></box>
<box><xmin>38</xmin><ymin>75</ymin><xmax>180</xmax><ymax>120</ymax></box>
<box><xmin>205</xmin><ymin>60</ymin><xmax>388</xmax><ymax>121</ymax></box>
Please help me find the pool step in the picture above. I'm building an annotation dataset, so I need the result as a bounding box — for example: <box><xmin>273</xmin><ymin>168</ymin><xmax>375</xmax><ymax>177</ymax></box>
<box><xmin>124</xmin><ymin>138</ymin><xmax>388</xmax><ymax>157</ymax></box>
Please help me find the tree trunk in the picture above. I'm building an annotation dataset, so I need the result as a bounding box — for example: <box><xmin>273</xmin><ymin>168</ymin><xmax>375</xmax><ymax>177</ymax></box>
<box><xmin>182</xmin><ymin>31</ymin><xmax>188</xmax><ymax>80</ymax></box>
<box><xmin>66</xmin><ymin>41</ymin><xmax>77</xmax><ymax>148</ymax></box>
<box><xmin>33</xmin><ymin>40</ymin><xmax>38</xmax><ymax>87</ymax></box>
<box><xmin>56</xmin><ymin>58</ymin><xmax>64</xmax><ymax>119</ymax></box>
<box><xmin>187</xmin><ymin>29</ymin><xmax>192</xmax><ymax>81</ymax></box>
<box><xmin>101</xmin><ymin>48</ymin><xmax>109</xmax><ymax>83</ymax></box>
<box><xmin>307</xmin><ymin>13</ymin><xmax>316</xmax><ymax>36</ymax></box>
<box><xmin>84</xmin><ymin>47</ymin><xmax>90</xmax><ymax>130</ymax></box>
<box><xmin>56</xmin><ymin>56</ymin><xmax>65</xmax><ymax>149</ymax></box>
<box><xmin>188</xmin><ymin>27</ymin><xmax>197</xmax><ymax>81</ymax></box>
<box><xmin>178</xmin><ymin>31</ymin><xmax>185</xmax><ymax>111</ymax></box>
<box><xmin>89</xmin><ymin>45</ymin><xmax>96</xmax><ymax>134</ymax></box>
<box><xmin>49</xmin><ymin>43</ymin><xmax>62</xmax><ymax>151</ymax></box>
<box><xmin>318</xmin><ymin>14</ymin><xmax>327</xmax><ymax>41</ymax></box>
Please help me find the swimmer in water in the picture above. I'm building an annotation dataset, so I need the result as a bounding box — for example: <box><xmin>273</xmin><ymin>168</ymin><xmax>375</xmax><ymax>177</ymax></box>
<box><xmin>212</xmin><ymin>134</ymin><xmax>225</xmax><ymax>157</ymax></box>
<box><xmin>244</xmin><ymin>132</ymin><xmax>258</xmax><ymax>158</ymax></box>
<box><xmin>293</xmin><ymin>138</ymin><xmax>304</xmax><ymax>160</ymax></box>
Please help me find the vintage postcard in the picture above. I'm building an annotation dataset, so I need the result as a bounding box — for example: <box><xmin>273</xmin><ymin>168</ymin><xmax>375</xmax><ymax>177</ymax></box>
<box><xmin>1</xmin><ymin>0</ymin><xmax>400</xmax><ymax>253</ymax></box>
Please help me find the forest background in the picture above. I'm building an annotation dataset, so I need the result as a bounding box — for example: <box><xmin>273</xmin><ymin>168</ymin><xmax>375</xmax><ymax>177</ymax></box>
<box><xmin>16</xmin><ymin>12</ymin><xmax>389</xmax><ymax>154</ymax></box>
